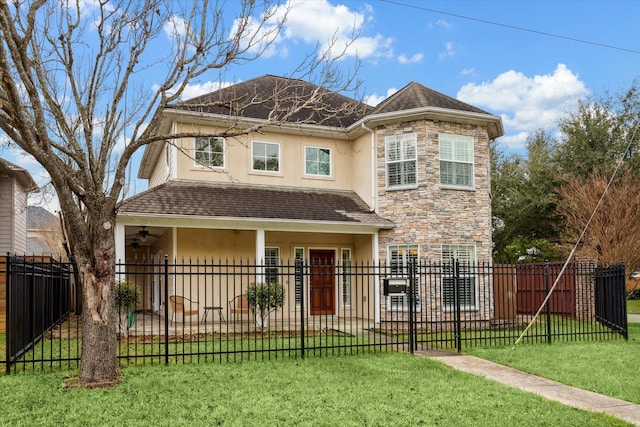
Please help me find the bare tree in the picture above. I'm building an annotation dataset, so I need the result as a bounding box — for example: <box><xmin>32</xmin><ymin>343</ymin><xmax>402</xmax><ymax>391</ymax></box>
<box><xmin>0</xmin><ymin>0</ymin><xmax>360</xmax><ymax>385</ymax></box>
<box><xmin>559</xmin><ymin>169</ymin><xmax>640</xmax><ymax>274</ymax></box>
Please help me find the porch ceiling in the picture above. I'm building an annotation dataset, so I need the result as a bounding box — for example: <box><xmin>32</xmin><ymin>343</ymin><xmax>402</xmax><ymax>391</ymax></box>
<box><xmin>118</xmin><ymin>180</ymin><xmax>395</xmax><ymax>229</ymax></box>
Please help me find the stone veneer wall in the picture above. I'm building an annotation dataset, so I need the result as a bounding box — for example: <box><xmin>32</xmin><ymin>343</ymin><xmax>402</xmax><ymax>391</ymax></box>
<box><xmin>375</xmin><ymin>119</ymin><xmax>493</xmax><ymax>322</ymax></box>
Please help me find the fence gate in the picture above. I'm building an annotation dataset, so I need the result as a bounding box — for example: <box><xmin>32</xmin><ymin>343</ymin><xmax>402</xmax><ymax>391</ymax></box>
<box><xmin>594</xmin><ymin>264</ymin><xmax>627</xmax><ymax>338</ymax></box>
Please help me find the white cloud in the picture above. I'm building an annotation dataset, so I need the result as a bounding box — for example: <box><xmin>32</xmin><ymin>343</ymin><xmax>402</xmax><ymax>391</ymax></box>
<box><xmin>180</xmin><ymin>81</ymin><xmax>234</xmax><ymax>100</ymax></box>
<box><xmin>231</xmin><ymin>0</ymin><xmax>393</xmax><ymax>61</ymax></box>
<box><xmin>151</xmin><ymin>80</ymin><xmax>234</xmax><ymax>101</ymax></box>
<box><xmin>365</xmin><ymin>87</ymin><xmax>398</xmax><ymax>106</ymax></box>
<box><xmin>163</xmin><ymin>15</ymin><xmax>190</xmax><ymax>40</ymax></box>
<box><xmin>438</xmin><ymin>41</ymin><xmax>455</xmax><ymax>61</ymax></box>
<box><xmin>457</xmin><ymin>64</ymin><xmax>589</xmax><ymax>149</ymax></box>
<box><xmin>461</xmin><ymin>68</ymin><xmax>475</xmax><ymax>75</ymax></box>
<box><xmin>398</xmin><ymin>53</ymin><xmax>424</xmax><ymax>64</ymax></box>
<box><xmin>428</xmin><ymin>19</ymin><xmax>454</xmax><ymax>31</ymax></box>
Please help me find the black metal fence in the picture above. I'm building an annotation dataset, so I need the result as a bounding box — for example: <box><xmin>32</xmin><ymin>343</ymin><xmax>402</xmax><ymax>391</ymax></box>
<box><xmin>2</xmin><ymin>256</ymin><xmax>628</xmax><ymax>373</ymax></box>
<box><xmin>4</xmin><ymin>255</ymin><xmax>73</xmax><ymax>373</ymax></box>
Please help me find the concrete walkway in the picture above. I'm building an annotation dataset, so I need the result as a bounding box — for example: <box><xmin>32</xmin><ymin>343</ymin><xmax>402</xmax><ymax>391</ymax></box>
<box><xmin>418</xmin><ymin>349</ymin><xmax>640</xmax><ymax>426</ymax></box>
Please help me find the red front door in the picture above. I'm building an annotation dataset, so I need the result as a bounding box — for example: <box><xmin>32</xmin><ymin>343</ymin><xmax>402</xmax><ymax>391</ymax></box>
<box><xmin>309</xmin><ymin>249</ymin><xmax>335</xmax><ymax>315</ymax></box>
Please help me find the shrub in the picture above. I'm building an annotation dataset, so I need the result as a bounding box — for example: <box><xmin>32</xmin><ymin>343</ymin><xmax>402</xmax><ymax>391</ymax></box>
<box><xmin>627</xmin><ymin>289</ymin><xmax>640</xmax><ymax>300</ymax></box>
<box><xmin>115</xmin><ymin>282</ymin><xmax>141</xmax><ymax>309</ymax></box>
<box><xmin>246</xmin><ymin>282</ymin><xmax>285</xmax><ymax>311</ymax></box>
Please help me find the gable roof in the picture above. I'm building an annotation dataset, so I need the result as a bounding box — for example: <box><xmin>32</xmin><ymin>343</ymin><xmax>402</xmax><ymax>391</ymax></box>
<box><xmin>27</xmin><ymin>206</ymin><xmax>58</xmax><ymax>230</ymax></box>
<box><xmin>372</xmin><ymin>82</ymin><xmax>489</xmax><ymax>115</ymax></box>
<box><xmin>119</xmin><ymin>180</ymin><xmax>394</xmax><ymax>229</ymax></box>
<box><xmin>172</xmin><ymin>75</ymin><xmax>373</xmax><ymax>128</ymax></box>
<box><xmin>0</xmin><ymin>157</ymin><xmax>38</xmax><ymax>191</ymax></box>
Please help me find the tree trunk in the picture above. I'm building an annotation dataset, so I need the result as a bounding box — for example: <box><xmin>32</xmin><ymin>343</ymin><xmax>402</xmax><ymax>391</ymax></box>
<box><xmin>77</xmin><ymin>252</ymin><xmax>118</xmax><ymax>384</ymax></box>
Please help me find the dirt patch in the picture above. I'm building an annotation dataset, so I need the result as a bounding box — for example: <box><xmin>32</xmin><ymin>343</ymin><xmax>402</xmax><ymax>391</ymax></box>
<box><xmin>63</xmin><ymin>372</ymin><xmax>122</xmax><ymax>389</ymax></box>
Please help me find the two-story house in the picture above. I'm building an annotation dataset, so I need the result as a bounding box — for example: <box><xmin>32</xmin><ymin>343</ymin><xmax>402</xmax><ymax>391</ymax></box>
<box><xmin>117</xmin><ymin>75</ymin><xmax>503</xmax><ymax>323</ymax></box>
<box><xmin>0</xmin><ymin>157</ymin><xmax>38</xmax><ymax>254</ymax></box>
<box><xmin>0</xmin><ymin>157</ymin><xmax>38</xmax><ymax>333</ymax></box>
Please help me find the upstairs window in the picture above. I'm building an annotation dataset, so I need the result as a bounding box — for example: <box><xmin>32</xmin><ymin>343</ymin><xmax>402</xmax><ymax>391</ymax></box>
<box><xmin>252</xmin><ymin>141</ymin><xmax>280</xmax><ymax>172</ymax></box>
<box><xmin>195</xmin><ymin>137</ymin><xmax>225</xmax><ymax>168</ymax></box>
<box><xmin>305</xmin><ymin>147</ymin><xmax>331</xmax><ymax>176</ymax></box>
<box><xmin>439</xmin><ymin>134</ymin><xmax>474</xmax><ymax>188</ymax></box>
<box><xmin>385</xmin><ymin>133</ymin><xmax>417</xmax><ymax>189</ymax></box>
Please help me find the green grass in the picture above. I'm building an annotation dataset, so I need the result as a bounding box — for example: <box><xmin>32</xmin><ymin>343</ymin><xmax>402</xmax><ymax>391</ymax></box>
<box><xmin>0</xmin><ymin>353</ymin><xmax>627</xmax><ymax>426</ymax></box>
<box><xmin>466</xmin><ymin>323</ymin><xmax>640</xmax><ymax>405</ymax></box>
<box><xmin>627</xmin><ymin>299</ymin><xmax>640</xmax><ymax>313</ymax></box>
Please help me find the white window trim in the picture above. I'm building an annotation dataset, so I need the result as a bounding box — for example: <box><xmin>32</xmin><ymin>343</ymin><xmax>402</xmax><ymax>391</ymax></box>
<box><xmin>264</xmin><ymin>246</ymin><xmax>280</xmax><ymax>284</ymax></box>
<box><xmin>251</xmin><ymin>140</ymin><xmax>281</xmax><ymax>173</ymax></box>
<box><xmin>341</xmin><ymin>248</ymin><xmax>352</xmax><ymax>307</ymax></box>
<box><xmin>386</xmin><ymin>244</ymin><xmax>420</xmax><ymax>312</ymax></box>
<box><xmin>441</xmin><ymin>243</ymin><xmax>478</xmax><ymax>312</ymax></box>
<box><xmin>385</xmin><ymin>133</ymin><xmax>418</xmax><ymax>190</ymax></box>
<box><xmin>294</xmin><ymin>247</ymin><xmax>305</xmax><ymax>308</ymax></box>
<box><xmin>439</xmin><ymin>133</ymin><xmax>475</xmax><ymax>190</ymax></box>
<box><xmin>304</xmin><ymin>146</ymin><xmax>332</xmax><ymax>177</ymax></box>
<box><xmin>194</xmin><ymin>136</ymin><xmax>226</xmax><ymax>169</ymax></box>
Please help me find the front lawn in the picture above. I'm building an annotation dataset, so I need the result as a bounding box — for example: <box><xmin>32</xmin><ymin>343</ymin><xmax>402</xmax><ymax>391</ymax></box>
<box><xmin>466</xmin><ymin>323</ymin><xmax>640</xmax><ymax>405</ymax></box>
<box><xmin>0</xmin><ymin>353</ymin><xmax>625</xmax><ymax>426</ymax></box>
<box><xmin>628</xmin><ymin>299</ymin><xmax>640</xmax><ymax>313</ymax></box>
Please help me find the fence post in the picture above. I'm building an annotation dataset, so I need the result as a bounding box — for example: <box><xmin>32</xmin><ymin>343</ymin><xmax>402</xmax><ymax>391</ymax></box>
<box><xmin>545</xmin><ymin>261</ymin><xmax>552</xmax><ymax>344</ymax></box>
<box><xmin>164</xmin><ymin>255</ymin><xmax>169</xmax><ymax>365</ymax></box>
<box><xmin>295</xmin><ymin>259</ymin><xmax>305</xmax><ymax>359</ymax></box>
<box><xmin>454</xmin><ymin>259</ymin><xmax>462</xmax><ymax>353</ymax></box>
<box><xmin>408</xmin><ymin>259</ymin><xmax>415</xmax><ymax>354</ymax></box>
<box><xmin>5</xmin><ymin>253</ymin><xmax>11</xmax><ymax>374</ymax></box>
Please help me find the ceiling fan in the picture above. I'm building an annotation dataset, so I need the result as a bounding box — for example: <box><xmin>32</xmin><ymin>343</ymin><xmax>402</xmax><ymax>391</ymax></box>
<box><xmin>126</xmin><ymin>226</ymin><xmax>162</xmax><ymax>247</ymax></box>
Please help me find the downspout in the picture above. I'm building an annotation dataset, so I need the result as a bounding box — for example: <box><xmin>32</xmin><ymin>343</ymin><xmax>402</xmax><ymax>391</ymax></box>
<box><xmin>361</xmin><ymin>122</ymin><xmax>376</xmax><ymax>212</ymax></box>
<box><xmin>362</xmin><ymin>122</ymin><xmax>381</xmax><ymax>324</ymax></box>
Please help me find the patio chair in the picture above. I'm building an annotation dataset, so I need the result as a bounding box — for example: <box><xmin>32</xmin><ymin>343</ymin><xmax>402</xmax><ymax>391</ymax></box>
<box><xmin>228</xmin><ymin>294</ymin><xmax>250</xmax><ymax>322</ymax></box>
<box><xmin>169</xmin><ymin>295</ymin><xmax>199</xmax><ymax>325</ymax></box>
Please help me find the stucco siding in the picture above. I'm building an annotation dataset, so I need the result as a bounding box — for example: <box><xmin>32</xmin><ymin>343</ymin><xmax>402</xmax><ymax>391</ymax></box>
<box><xmin>172</xmin><ymin>123</ymin><xmax>355</xmax><ymax>191</ymax></box>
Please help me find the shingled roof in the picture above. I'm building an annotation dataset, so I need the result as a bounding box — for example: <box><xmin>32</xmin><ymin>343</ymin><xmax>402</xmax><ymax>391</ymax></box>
<box><xmin>119</xmin><ymin>181</ymin><xmax>394</xmax><ymax>228</ymax></box>
<box><xmin>0</xmin><ymin>157</ymin><xmax>38</xmax><ymax>191</ymax></box>
<box><xmin>172</xmin><ymin>75</ymin><xmax>373</xmax><ymax>128</ymax></box>
<box><xmin>372</xmin><ymin>82</ymin><xmax>489</xmax><ymax>115</ymax></box>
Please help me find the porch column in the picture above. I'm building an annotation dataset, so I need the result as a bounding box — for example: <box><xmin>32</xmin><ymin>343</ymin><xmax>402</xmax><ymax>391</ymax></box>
<box><xmin>114</xmin><ymin>223</ymin><xmax>126</xmax><ymax>283</ymax></box>
<box><xmin>256</xmin><ymin>228</ymin><xmax>265</xmax><ymax>281</ymax></box>
<box><xmin>373</xmin><ymin>232</ymin><xmax>380</xmax><ymax>323</ymax></box>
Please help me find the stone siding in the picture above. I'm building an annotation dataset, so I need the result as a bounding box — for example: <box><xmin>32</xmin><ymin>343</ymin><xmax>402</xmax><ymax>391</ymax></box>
<box><xmin>375</xmin><ymin>119</ymin><xmax>493</xmax><ymax>321</ymax></box>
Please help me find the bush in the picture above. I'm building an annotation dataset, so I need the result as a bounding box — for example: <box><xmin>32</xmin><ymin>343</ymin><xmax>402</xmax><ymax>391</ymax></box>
<box><xmin>627</xmin><ymin>289</ymin><xmax>640</xmax><ymax>300</ymax></box>
<box><xmin>115</xmin><ymin>282</ymin><xmax>141</xmax><ymax>309</ymax></box>
<box><xmin>246</xmin><ymin>282</ymin><xmax>285</xmax><ymax>310</ymax></box>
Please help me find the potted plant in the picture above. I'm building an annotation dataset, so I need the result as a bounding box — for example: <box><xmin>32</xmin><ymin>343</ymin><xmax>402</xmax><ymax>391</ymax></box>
<box><xmin>246</xmin><ymin>282</ymin><xmax>285</xmax><ymax>328</ymax></box>
<box><xmin>115</xmin><ymin>281</ymin><xmax>141</xmax><ymax>336</ymax></box>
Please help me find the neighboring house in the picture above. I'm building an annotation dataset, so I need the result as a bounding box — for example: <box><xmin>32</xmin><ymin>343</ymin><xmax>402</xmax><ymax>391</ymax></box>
<box><xmin>0</xmin><ymin>157</ymin><xmax>38</xmax><ymax>254</ymax></box>
<box><xmin>27</xmin><ymin>206</ymin><xmax>65</xmax><ymax>258</ymax></box>
<box><xmin>117</xmin><ymin>75</ymin><xmax>503</xmax><ymax>321</ymax></box>
<box><xmin>0</xmin><ymin>157</ymin><xmax>38</xmax><ymax>333</ymax></box>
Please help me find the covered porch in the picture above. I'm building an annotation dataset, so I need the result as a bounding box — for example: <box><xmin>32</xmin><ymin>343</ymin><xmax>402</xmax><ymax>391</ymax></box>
<box><xmin>116</xmin><ymin>180</ymin><xmax>395</xmax><ymax>326</ymax></box>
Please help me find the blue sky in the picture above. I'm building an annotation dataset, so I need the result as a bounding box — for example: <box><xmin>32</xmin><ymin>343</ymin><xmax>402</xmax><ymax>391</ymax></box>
<box><xmin>3</xmin><ymin>0</ymin><xmax>639</xmax><ymax>210</ymax></box>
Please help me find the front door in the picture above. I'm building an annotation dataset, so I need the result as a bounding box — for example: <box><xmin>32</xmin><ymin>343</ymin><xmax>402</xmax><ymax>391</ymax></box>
<box><xmin>309</xmin><ymin>249</ymin><xmax>335</xmax><ymax>315</ymax></box>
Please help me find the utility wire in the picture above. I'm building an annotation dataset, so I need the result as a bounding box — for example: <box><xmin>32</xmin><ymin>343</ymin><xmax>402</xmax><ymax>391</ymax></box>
<box><xmin>512</xmin><ymin>120</ymin><xmax>640</xmax><ymax>348</ymax></box>
<box><xmin>379</xmin><ymin>0</ymin><xmax>640</xmax><ymax>55</ymax></box>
